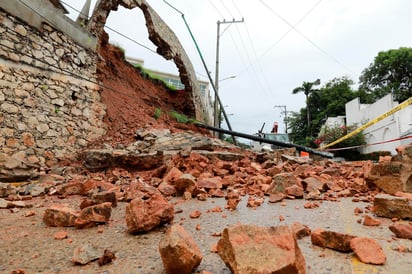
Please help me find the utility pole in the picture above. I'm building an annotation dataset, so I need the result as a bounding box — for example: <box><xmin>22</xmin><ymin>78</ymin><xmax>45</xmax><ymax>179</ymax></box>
<box><xmin>214</xmin><ymin>18</ymin><xmax>244</xmax><ymax>137</ymax></box>
<box><xmin>274</xmin><ymin>105</ymin><xmax>288</xmax><ymax>133</ymax></box>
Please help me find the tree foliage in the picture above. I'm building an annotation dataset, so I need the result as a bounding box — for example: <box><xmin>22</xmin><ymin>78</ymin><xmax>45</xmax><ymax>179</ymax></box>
<box><xmin>315</xmin><ymin>124</ymin><xmax>366</xmax><ymax>160</ymax></box>
<box><xmin>289</xmin><ymin>77</ymin><xmax>359</xmax><ymax>146</ymax></box>
<box><xmin>287</xmin><ymin>109</ymin><xmax>309</xmax><ymax>146</ymax></box>
<box><xmin>292</xmin><ymin>79</ymin><xmax>320</xmax><ymax>132</ymax></box>
<box><xmin>359</xmin><ymin>47</ymin><xmax>412</xmax><ymax>103</ymax></box>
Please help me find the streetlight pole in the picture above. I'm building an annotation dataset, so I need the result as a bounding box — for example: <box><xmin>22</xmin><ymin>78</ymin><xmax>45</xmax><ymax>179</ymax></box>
<box><xmin>213</xmin><ymin>18</ymin><xmax>244</xmax><ymax>136</ymax></box>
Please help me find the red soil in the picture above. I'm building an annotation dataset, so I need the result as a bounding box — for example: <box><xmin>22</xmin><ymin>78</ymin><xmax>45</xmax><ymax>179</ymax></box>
<box><xmin>91</xmin><ymin>32</ymin><xmax>209</xmax><ymax>147</ymax></box>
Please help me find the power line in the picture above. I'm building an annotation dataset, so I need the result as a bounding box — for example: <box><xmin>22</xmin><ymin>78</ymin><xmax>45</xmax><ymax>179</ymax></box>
<box><xmin>231</xmin><ymin>25</ymin><xmax>272</xmax><ymax>97</ymax></box>
<box><xmin>208</xmin><ymin>0</ymin><xmax>225</xmax><ymax>19</ymax></box>
<box><xmin>207</xmin><ymin>1</ymin><xmax>273</xmax><ymax>98</ymax></box>
<box><xmin>60</xmin><ymin>0</ymin><xmax>157</xmax><ymax>55</ymax></box>
<box><xmin>232</xmin><ymin>0</ymin><xmax>326</xmax><ymax>82</ymax></box>
<box><xmin>258</xmin><ymin>0</ymin><xmax>357</xmax><ymax>77</ymax></box>
<box><xmin>104</xmin><ymin>25</ymin><xmax>157</xmax><ymax>54</ymax></box>
<box><xmin>222</xmin><ymin>1</ymin><xmax>274</xmax><ymax>97</ymax></box>
<box><xmin>241</xmin><ymin>22</ymin><xmax>274</xmax><ymax>97</ymax></box>
<box><xmin>231</xmin><ymin>0</ymin><xmax>243</xmax><ymax>18</ymax></box>
<box><xmin>219</xmin><ymin>0</ymin><xmax>235</xmax><ymax>19</ymax></box>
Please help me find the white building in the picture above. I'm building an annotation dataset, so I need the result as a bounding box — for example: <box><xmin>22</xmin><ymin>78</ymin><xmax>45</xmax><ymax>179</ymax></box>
<box><xmin>126</xmin><ymin>57</ymin><xmax>214</xmax><ymax>123</ymax></box>
<box><xmin>345</xmin><ymin>94</ymin><xmax>412</xmax><ymax>154</ymax></box>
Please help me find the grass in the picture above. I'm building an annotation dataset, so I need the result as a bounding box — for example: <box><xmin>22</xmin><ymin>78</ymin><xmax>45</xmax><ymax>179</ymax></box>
<box><xmin>169</xmin><ymin>110</ymin><xmax>196</xmax><ymax>124</ymax></box>
<box><xmin>153</xmin><ymin>108</ymin><xmax>162</xmax><ymax>119</ymax></box>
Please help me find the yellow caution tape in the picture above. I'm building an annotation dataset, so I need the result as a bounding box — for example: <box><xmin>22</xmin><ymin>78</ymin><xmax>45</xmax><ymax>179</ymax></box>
<box><xmin>320</xmin><ymin>97</ymin><xmax>412</xmax><ymax>150</ymax></box>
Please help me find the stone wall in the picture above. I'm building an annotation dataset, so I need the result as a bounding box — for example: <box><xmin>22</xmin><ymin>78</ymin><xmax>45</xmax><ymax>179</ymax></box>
<box><xmin>0</xmin><ymin>8</ymin><xmax>106</xmax><ymax>179</ymax></box>
<box><xmin>88</xmin><ymin>0</ymin><xmax>211</xmax><ymax>123</ymax></box>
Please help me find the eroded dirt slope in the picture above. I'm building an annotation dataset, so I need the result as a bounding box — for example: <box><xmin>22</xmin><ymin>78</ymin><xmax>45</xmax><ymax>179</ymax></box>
<box><xmin>92</xmin><ymin>31</ymin><xmax>209</xmax><ymax>147</ymax></box>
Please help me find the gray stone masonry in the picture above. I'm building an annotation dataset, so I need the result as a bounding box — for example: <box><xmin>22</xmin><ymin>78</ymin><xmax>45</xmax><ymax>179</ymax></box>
<box><xmin>0</xmin><ymin>9</ymin><xmax>106</xmax><ymax>177</ymax></box>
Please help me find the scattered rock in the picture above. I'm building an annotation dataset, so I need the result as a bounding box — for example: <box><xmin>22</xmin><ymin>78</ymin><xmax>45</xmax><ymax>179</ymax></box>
<box><xmin>24</xmin><ymin>210</ymin><xmax>35</xmax><ymax>217</ymax></box>
<box><xmin>158</xmin><ymin>182</ymin><xmax>176</xmax><ymax>196</ymax></box>
<box><xmin>98</xmin><ymin>249</ymin><xmax>116</xmax><ymax>266</ymax></box>
<box><xmin>389</xmin><ymin>222</ymin><xmax>412</xmax><ymax>239</ymax></box>
<box><xmin>43</xmin><ymin>204</ymin><xmax>79</xmax><ymax>227</ymax></box>
<box><xmin>56</xmin><ymin>180</ymin><xmax>84</xmax><ymax>196</ymax></box>
<box><xmin>268</xmin><ymin>193</ymin><xmax>285</xmax><ymax>203</ymax></box>
<box><xmin>54</xmin><ymin>231</ymin><xmax>68</xmax><ymax>240</ymax></box>
<box><xmin>266</xmin><ymin>172</ymin><xmax>300</xmax><ymax>195</ymax></box>
<box><xmin>367</xmin><ymin>161</ymin><xmax>406</xmax><ymax>194</ymax></box>
<box><xmin>72</xmin><ymin>243</ymin><xmax>100</xmax><ymax>265</ymax></box>
<box><xmin>74</xmin><ymin>202</ymin><xmax>112</xmax><ymax>228</ymax></box>
<box><xmin>10</xmin><ymin>269</ymin><xmax>26</xmax><ymax>274</ymax></box>
<box><xmin>354</xmin><ymin>207</ymin><xmax>363</xmax><ymax>215</ymax></box>
<box><xmin>363</xmin><ymin>215</ymin><xmax>381</xmax><ymax>226</ymax></box>
<box><xmin>291</xmin><ymin>222</ymin><xmax>311</xmax><ymax>239</ymax></box>
<box><xmin>125</xmin><ymin>194</ymin><xmax>174</xmax><ymax>233</ymax></box>
<box><xmin>159</xmin><ymin>224</ymin><xmax>202</xmax><ymax>274</ymax></box>
<box><xmin>350</xmin><ymin>237</ymin><xmax>386</xmax><ymax>265</ymax></box>
<box><xmin>189</xmin><ymin>210</ymin><xmax>201</xmax><ymax>218</ymax></box>
<box><xmin>163</xmin><ymin>167</ymin><xmax>183</xmax><ymax>185</ymax></box>
<box><xmin>197</xmin><ymin>177</ymin><xmax>222</xmax><ymax>190</ymax></box>
<box><xmin>311</xmin><ymin>228</ymin><xmax>355</xmax><ymax>252</ymax></box>
<box><xmin>90</xmin><ymin>190</ymin><xmax>118</xmax><ymax>207</ymax></box>
<box><xmin>372</xmin><ymin>194</ymin><xmax>412</xmax><ymax>219</ymax></box>
<box><xmin>174</xmin><ymin>173</ymin><xmax>196</xmax><ymax>196</ymax></box>
<box><xmin>208</xmin><ymin>206</ymin><xmax>223</xmax><ymax>213</ymax></box>
<box><xmin>303</xmin><ymin>202</ymin><xmax>319</xmax><ymax>209</ymax></box>
<box><xmin>286</xmin><ymin>185</ymin><xmax>304</xmax><ymax>198</ymax></box>
<box><xmin>226</xmin><ymin>189</ymin><xmax>241</xmax><ymax>210</ymax></box>
<box><xmin>394</xmin><ymin>191</ymin><xmax>412</xmax><ymax>201</ymax></box>
<box><xmin>82</xmin><ymin>179</ymin><xmax>115</xmax><ymax>195</ymax></box>
<box><xmin>217</xmin><ymin>224</ymin><xmax>306</xmax><ymax>273</ymax></box>
<box><xmin>0</xmin><ymin>198</ymin><xmax>31</xmax><ymax>209</ymax></box>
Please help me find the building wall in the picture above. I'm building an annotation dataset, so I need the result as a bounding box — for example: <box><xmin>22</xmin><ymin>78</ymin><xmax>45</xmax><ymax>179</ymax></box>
<box><xmin>0</xmin><ymin>7</ymin><xmax>106</xmax><ymax>169</ymax></box>
<box><xmin>345</xmin><ymin>94</ymin><xmax>412</xmax><ymax>154</ymax></box>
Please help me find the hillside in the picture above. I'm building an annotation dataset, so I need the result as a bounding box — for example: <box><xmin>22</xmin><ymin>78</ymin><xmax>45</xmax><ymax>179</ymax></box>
<box><xmin>91</xmin><ymin>31</ymin><xmax>210</xmax><ymax>147</ymax></box>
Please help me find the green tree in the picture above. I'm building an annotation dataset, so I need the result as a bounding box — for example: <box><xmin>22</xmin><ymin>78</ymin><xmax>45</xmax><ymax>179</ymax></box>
<box><xmin>359</xmin><ymin>47</ymin><xmax>412</xmax><ymax>103</ymax></box>
<box><xmin>287</xmin><ymin>109</ymin><xmax>310</xmax><ymax>146</ymax></box>
<box><xmin>292</xmin><ymin>79</ymin><xmax>320</xmax><ymax>132</ymax></box>
<box><xmin>289</xmin><ymin>77</ymin><xmax>359</xmax><ymax>146</ymax></box>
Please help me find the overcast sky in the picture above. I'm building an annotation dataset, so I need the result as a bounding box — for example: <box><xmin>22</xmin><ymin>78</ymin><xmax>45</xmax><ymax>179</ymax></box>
<box><xmin>62</xmin><ymin>0</ymin><xmax>412</xmax><ymax>135</ymax></box>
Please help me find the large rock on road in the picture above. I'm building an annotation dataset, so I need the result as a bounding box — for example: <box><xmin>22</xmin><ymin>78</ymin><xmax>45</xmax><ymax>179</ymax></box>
<box><xmin>217</xmin><ymin>224</ymin><xmax>306</xmax><ymax>274</ymax></box>
<box><xmin>125</xmin><ymin>193</ymin><xmax>174</xmax><ymax>233</ymax></box>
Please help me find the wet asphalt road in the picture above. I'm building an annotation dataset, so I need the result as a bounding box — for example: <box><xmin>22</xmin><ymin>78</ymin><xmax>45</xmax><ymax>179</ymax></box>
<box><xmin>1</xmin><ymin>195</ymin><xmax>411</xmax><ymax>273</ymax></box>
<box><xmin>177</xmin><ymin>196</ymin><xmax>412</xmax><ymax>274</ymax></box>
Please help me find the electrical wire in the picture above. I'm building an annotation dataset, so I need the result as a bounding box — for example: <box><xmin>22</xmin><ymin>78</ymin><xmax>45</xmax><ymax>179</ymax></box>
<box><xmin>219</xmin><ymin>0</ymin><xmax>235</xmax><ymax>19</ymax></box>
<box><xmin>228</xmin><ymin>1</ymin><xmax>274</xmax><ymax>97</ymax></box>
<box><xmin>231</xmin><ymin>0</ymin><xmax>243</xmax><ymax>18</ymax></box>
<box><xmin>234</xmin><ymin>0</ymin><xmax>324</xmax><ymax>78</ymax></box>
<box><xmin>206</xmin><ymin>1</ymin><xmax>272</xmax><ymax>98</ymax></box>
<box><xmin>59</xmin><ymin>0</ymin><xmax>157</xmax><ymax>55</ymax></box>
<box><xmin>240</xmin><ymin>22</ymin><xmax>273</xmax><ymax>96</ymax></box>
<box><xmin>208</xmin><ymin>0</ymin><xmax>225</xmax><ymax>19</ymax></box>
<box><xmin>229</xmin><ymin>26</ymin><xmax>271</xmax><ymax>97</ymax></box>
<box><xmin>258</xmin><ymin>0</ymin><xmax>357</xmax><ymax>77</ymax></box>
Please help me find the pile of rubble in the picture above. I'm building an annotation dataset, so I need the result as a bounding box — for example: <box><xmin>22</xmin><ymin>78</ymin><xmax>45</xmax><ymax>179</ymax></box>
<box><xmin>1</xmin><ymin>129</ymin><xmax>411</xmax><ymax>273</ymax></box>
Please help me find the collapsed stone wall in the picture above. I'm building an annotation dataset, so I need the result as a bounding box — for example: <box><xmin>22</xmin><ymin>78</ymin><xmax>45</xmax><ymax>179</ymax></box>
<box><xmin>0</xmin><ymin>9</ymin><xmax>106</xmax><ymax>179</ymax></box>
<box><xmin>87</xmin><ymin>0</ymin><xmax>210</xmax><ymax>123</ymax></box>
